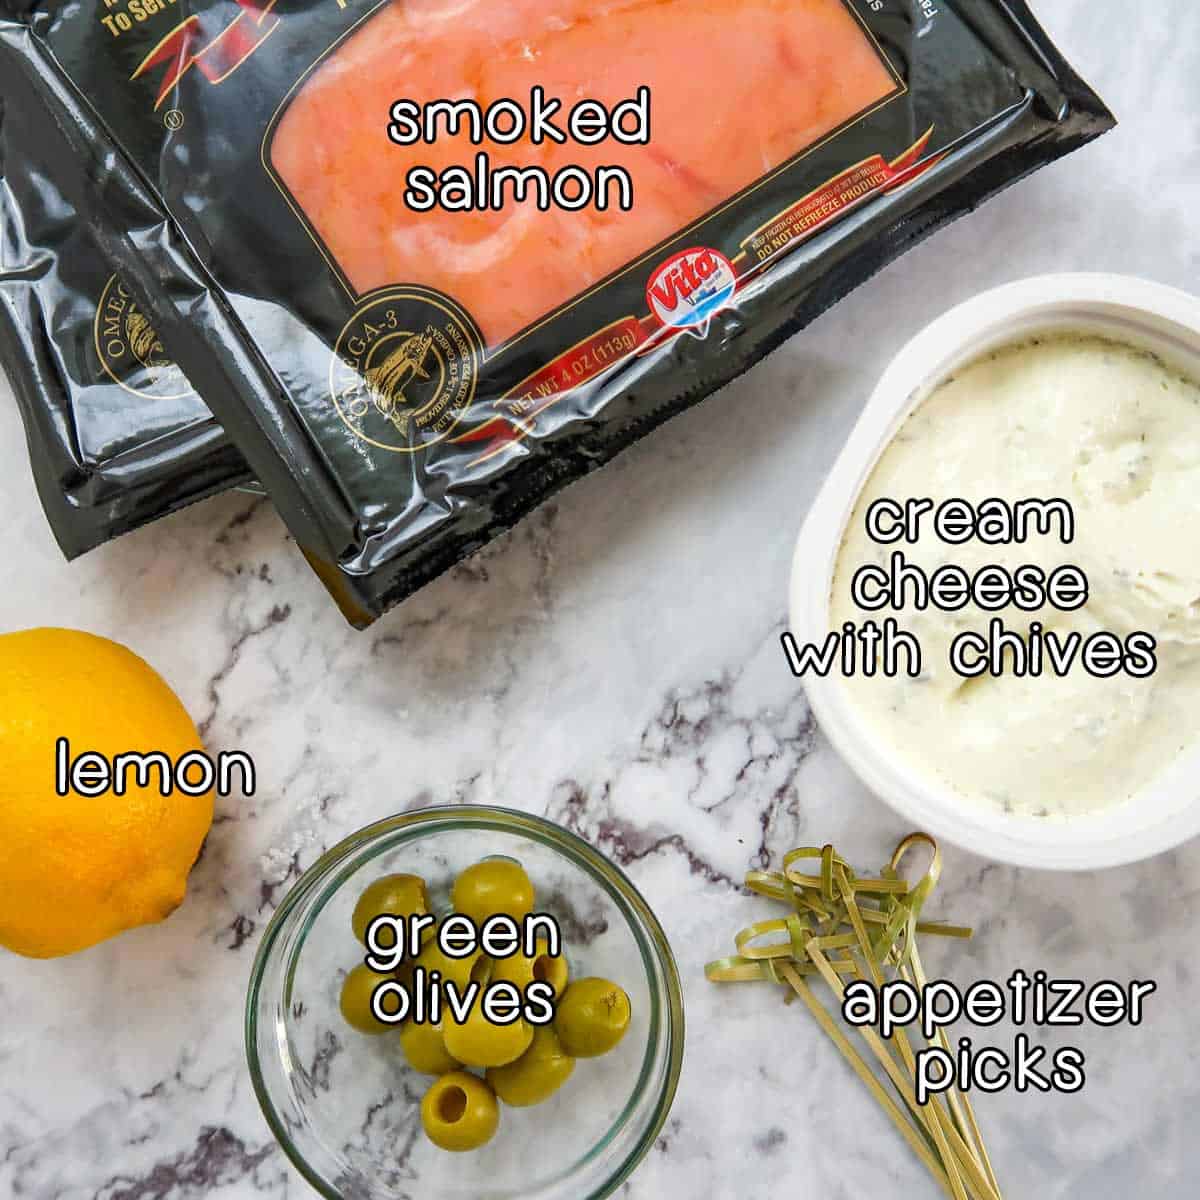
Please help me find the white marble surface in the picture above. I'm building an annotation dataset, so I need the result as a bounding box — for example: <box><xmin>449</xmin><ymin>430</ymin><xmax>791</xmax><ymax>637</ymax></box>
<box><xmin>1</xmin><ymin>3</ymin><xmax>1198</xmax><ymax>1196</ymax></box>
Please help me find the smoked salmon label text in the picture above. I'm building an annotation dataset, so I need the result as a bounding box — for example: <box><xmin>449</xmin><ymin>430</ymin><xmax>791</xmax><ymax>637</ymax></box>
<box><xmin>389</xmin><ymin>88</ymin><xmax>650</xmax><ymax>215</ymax></box>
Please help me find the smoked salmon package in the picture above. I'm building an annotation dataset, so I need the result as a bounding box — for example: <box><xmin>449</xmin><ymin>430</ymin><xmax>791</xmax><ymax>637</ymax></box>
<box><xmin>0</xmin><ymin>0</ymin><xmax>1113</xmax><ymax>624</ymax></box>
<box><xmin>0</xmin><ymin>60</ymin><xmax>250</xmax><ymax>556</ymax></box>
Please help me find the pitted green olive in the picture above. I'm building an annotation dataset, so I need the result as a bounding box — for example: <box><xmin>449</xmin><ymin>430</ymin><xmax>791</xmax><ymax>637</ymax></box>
<box><xmin>451</xmin><ymin>859</ymin><xmax>535</xmax><ymax>925</ymax></box>
<box><xmin>421</xmin><ymin>1072</ymin><xmax>499</xmax><ymax>1152</ymax></box>
<box><xmin>490</xmin><ymin>935</ymin><xmax>569</xmax><ymax>996</ymax></box>
<box><xmin>399</xmin><ymin>1019</ymin><xmax>461</xmax><ymax>1075</ymax></box>
<box><xmin>339</xmin><ymin>964</ymin><xmax>405</xmax><ymax>1035</ymax></box>
<box><xmin>442</xmin><ymin>1001</ymin><xmax>533</xmax><ymax>1068</ymax></box>
<box><xmin>554</xmin><ymin>978</ymin><xmax>631</xmax><ymax>1058</ymax></box>
<box><xmin>486</xmin><ymin>1025</ymin><xmax>575</xmax><ymax>1107</ymax></box>
<box><xmin>351</xmin><ymin>872</ymin><xmax>429</xmax><ymax>945</ymax></box>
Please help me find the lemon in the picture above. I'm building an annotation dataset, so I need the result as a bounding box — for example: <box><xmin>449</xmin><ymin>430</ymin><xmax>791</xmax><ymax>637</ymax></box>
<box><xmin>0</xmin><ymin>628</ymin><xmax>213</xmax><ymax>958</ymax></box>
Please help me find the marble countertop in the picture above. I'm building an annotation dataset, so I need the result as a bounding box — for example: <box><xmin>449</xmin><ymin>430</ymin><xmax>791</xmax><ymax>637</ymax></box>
<box><xmin>1</xmin><ymin>2</ymin><xmax>1198</xmax><ymax>1196</ymax></box>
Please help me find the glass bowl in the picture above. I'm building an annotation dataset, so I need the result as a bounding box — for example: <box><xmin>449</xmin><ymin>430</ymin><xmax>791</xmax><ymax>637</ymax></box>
<box><xmin>246</xmin><ymin>805</ymin><xmax>684</xmax><ymax>1199</ymax></box>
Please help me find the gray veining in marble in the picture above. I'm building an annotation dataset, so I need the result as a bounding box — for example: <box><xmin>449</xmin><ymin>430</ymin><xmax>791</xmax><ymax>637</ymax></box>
<box><xmin>1</xmin><ymin>2</ymin><xmax>1198</xmax><ymax>1196</ymax></box>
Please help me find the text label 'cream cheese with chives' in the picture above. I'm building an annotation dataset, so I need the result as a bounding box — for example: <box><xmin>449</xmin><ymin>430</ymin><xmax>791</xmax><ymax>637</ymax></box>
<box><xmin>796</xmin><ymin>334</ymin><xmax>1200</xmax><ymax>818</ymax></box>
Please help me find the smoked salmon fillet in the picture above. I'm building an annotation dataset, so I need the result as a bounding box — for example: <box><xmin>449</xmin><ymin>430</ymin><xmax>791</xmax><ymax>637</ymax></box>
<box><xmin>270</xmin><ymin>0</ymin><xmax>896</xmax><ymax>346</ymax></box>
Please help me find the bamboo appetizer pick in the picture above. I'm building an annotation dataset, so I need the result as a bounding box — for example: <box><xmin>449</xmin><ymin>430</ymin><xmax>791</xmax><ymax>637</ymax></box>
<box><xmin>707</xmin><ymin>835</ymin><xmax>1002</xmax><ymax>1199</ymax></box>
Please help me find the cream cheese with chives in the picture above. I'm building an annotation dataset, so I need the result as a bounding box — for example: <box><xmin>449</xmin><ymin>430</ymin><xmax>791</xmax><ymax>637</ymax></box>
<box><xmin>830</xmin><ymin>333</ymin><xmax>1200</xmax><ymax>817</ymax></box>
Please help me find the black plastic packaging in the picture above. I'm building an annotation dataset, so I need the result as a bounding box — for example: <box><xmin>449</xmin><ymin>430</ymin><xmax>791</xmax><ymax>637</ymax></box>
<box><xmin>0</xmin><ymin>63</ymin><xmax>250</xmax><ymax>557</ymax></box>
<box><xmin>0</xmin><ymin>1</ymin><xmax>1113</xmax><ymax>622</ymax></box>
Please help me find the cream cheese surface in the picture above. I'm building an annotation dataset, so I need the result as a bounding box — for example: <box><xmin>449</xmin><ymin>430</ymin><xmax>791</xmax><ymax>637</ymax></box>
<box><xmin>830</xmin><ymin>334</ymin><xmax>1200</xmax><ymax>817</ymax></box>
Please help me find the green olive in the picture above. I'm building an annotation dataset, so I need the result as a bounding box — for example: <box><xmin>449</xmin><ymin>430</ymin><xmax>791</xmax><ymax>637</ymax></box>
<box><xmin>487</xmin><ymin>1025</ymin><xmax>575</xmax><ymax>1107</ymax></box>
<box><xmin>415</xmin><ymin>928</ymin><xmax>492</xmax><ymax>992</ymax></box>
<box><xmin>399</xmin><ymin>1019</ymin><xmax>461</xmax><ymax>1075</ymax></box>
<box><xmin>339</xmin><ymin>964</ymin><xmax>406</xmax><ymax>1035</ymax></box>
<box><xmin>421</xmin><ymin>1072</ymin><xmax>499</xmax><ymax>1152</ymax></box>
<box><xmin>451</xmin><ymin>859</ymin><xmax>535</xmax><ymax>925</ymax></box>
<box><xmin>490</xmin><ymin>935</ymin><xmax>569</xmax><ymax>996</ymax></box>
<box><xmin>554</xmin><ymin>978</ymin><xmax>632</xmax><ymax>1058</ymax></box>
<box><xmin>442</xmin><ymin>1001</ymin><xmax>534</xmax><ymax>1068</ymax></box>
<box><xmin>351</xmin><ymin>872</ymin><xmax>429</xmax><ymax>945</ymax></box>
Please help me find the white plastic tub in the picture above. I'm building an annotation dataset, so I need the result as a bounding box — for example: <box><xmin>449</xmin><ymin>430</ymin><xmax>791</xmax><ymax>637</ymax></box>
<box><xmin>790</xmin><ymin>274</ymin><xmax>1200</xmax><ymax>870</ymax></box>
